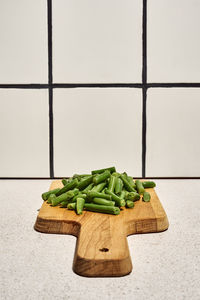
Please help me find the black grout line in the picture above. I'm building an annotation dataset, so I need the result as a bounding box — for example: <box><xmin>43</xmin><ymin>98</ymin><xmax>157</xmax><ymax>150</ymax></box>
<box><xmin>1</xmin><ymin>83</ymin><xmax>200</xmax><ymax>89</ymax></box>
<box><xmin>147</xmin><ymin>83</ymin><xmax>200</xmax><ymax>88</ymax></box>
<box><xmin>142</xmin><ymin>0</ymin><xmax>147</xmax><ymax>178</ymax></box>
<box><xmin>0</xmin><ymin>178</ymin><xmax>52</xmax><ymax>180</ymax></box>
<box><xmin>47</xmin><ymin>0</ymin><xmax>54</xmax><ymax>178</ymax></box>
<box><xmin>48</xmin><ymin>87</ymin><xmax>54</xmax><ymax>178</ymax></box>
<box><xmin>47</xmin><ymin>0</ymin><xmax>53</xmax><ymax>86</ymax></box>
<box><xmin>0</xmin><ymin>177</ymin><xmax>200</xmax><ymax>180</ymax></box>
<box><xmin>142</xmin><ymin>87</ymin><xmax>147</xmax><ymax>177</ymax></box>
<box><xmin>0</xmin><ymin>84</ymin><xmax>49</xmax><ymax>89</ymax></box>
<box><xmin>53</xmin><ymin>83</ymin><xmax>143</xmax><ymax>88</ymax></box>
<box><xmin>142</xmin><ymin>0</ymin><xmax>147</xmax><ymax>85</ymax></box>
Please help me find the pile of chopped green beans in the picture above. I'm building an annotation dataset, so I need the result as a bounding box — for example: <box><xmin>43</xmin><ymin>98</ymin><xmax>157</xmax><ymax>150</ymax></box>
<box><xmin>42</xmin><ymin>167</ymin><xmax>156</xmax><ymax>215</ymax></box>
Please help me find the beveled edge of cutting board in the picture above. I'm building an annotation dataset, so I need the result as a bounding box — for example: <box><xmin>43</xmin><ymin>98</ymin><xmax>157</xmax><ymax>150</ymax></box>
<box><xmin>126</xmin><ymin>216</ymin><xmax>169</xmax><ymax>237</ymax></box>
<box><xmin>72</xmin><ymin>254</ymin><xmax>133</xmax><ymax>277</ymax></box>
<box><xmin>34</xmin><ymin>216</ymin><xmax>81</xmax><ymax>237</ymax></box>
<box><xmin>34</xmin><ymin>204</ymin><xmax>169</xmax><ymax>236</ymax></box>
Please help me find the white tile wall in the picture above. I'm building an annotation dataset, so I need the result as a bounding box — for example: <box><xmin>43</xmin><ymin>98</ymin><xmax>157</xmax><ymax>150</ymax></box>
<box><xmin>0</xmin><ymin>1</ymin><xmax>199</xmax><ymax>178</ymax></box>
<box><xmin>54</xmin><ymin>88</ymin><xmax>142</xmax><ymax>177</ymax></box>
<box><xmin>148</xmin><ymin>0</ymin><xmax>200</xmax><ymax>82</ymax></box>
<box><xmin>52</xmin><ymin>0</ymin><xmax>142</xmax><ymax>83</ymax></box>
<box><xmin>0</xmin><ymin>0</ymin><xmax>48</xmax><ymax>83</ymax></box>
<box><xmin>146</xmin><ymin>88</ymin><xmax>200</xmax><ymax>177</ymax></box>
<box><xmin>0</xmin><ymin>89</ymin><xmax>49</xmax><ymax>177</ymax></box>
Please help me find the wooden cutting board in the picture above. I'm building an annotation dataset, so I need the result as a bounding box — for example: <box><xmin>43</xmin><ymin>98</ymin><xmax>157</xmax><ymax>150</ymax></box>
<box><xmin>34</xmin><ymin>180</ymin><xmax>169</xmax><ymax>277</ymax></box>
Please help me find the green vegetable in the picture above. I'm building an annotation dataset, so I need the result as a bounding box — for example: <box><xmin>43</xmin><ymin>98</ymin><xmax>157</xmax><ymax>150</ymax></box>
<box><xmin>143</xmin><ymin>192</ymin><xmax>151</xmax><ymax>202</ymax></box>
<box><xmin>42</xmin><ymin>167</ymin><xmax>155</xmax><ymax>216</ymax></box>
<box><xmin>47</xmin><ymin>193</ymin><xmax>55</xmax><ymax>204</ymax></box>
<box><xmin>92</xmin><ymin>198</ymin><xmax>115</xmax><ymax>206</ymax></box>
<box><xmin>101</xmin><ymin>188</ymin><xmax>106</xmax><ymax>194</ymax></box>
<box><xmin>125</xmin><ymin>192</ymin><xmax>140</xmax><ymax>202</ymax></box>
<box><xmin>115</xmin><ymin>177</ymin><xmax>123</xmax><ymax>195</ymax></box>
<box><xmin>73</xmin><ymin>188</ymin><xmax>81</xmax><ymax>194</ymax></box>
<box><xmin>93</xmin><ymin>170</ymin><xmax>110</xmax><ymax>185</ymax></box>
<box><xmin>119</xmin><ymin>190</ymin><xmax>126</xmax><ymax>200</ymax></box>
<box><xmin>76</xmin><ymin>197</ymin><xmax>85</xmax><ymax>214</ymax></box>
<box><xmin>91</xmin><ymin>166</ymin><xmax>116</xmax><ymax>175</ymax></box>
<box><xmin>77</xmin><ymin>175</ymin><xmax>93</xmax><ymax>190</ymax></box>
<box><xmin>62</xmin><ymin>178</ymin><xmax>69</xmax><ymax>186</ymax></box>
<box><xmin>120</xmin><ymin>174</ymin><xmax>136</xmax><ymax>192</ymax></box>
<box><xmin>91</xmin><ymin>182</ymin><xmax>106</xmax><ymax>192</ymax></box>
<box><xmin>67</xmin><ymin>202</ymin><xmax>76</xmax><ymax>210</ymax></box>
<box><xmin>42</xmin><ymin>188</ymin><xmax>60</xmax><ymax>201</ymax></box>
<box><xmin>135</xmin><ymin>180</ymin><xmax>145</xmax><ymax>195</ymax></box>
<box><xmin>73</xmin><ymin>174</ymin><xmax>90</xmax><ymax>180</ymax></box>
<box><xmin>107</xmin><ymin>175</ymin><xmax>117</xmax><ymax>193</ymax></box>
<box><xmin>56</xmin><ymin>178</ymin><xmax>79</xmax><ymax>196</ymax></box>
<box><xmin>127</xmin><ymin>176</ymin><xmax>136</xmax><ymax>189</ymax></box>
<box><xmin>126</xmin><ymin>200</ymin><xmax>135</xmax><ymax>208</ymax></box>
<box><xmin>105</xmin><ymin>189</ymin><xmax>125</xmax><ymax>207</ymax></box>
<box><xmin>112</xmin><ymin>172</ymin><xmax>120</xmax><ymax>177</ymax></box>
<box><xmin>142</xmin><ymin>181</ymin><xmax>156</xmax><ymax>188</ymax></box>
<box><xmin>82</xmin><ymin>183</ymin><xmax>94</xmax><ymax>193</ymax></box>
<box><xmin>84</xmin><ymin>203</ymin><xmax>120</xmax><ymax>215</ymax></box>
<box><xmin>87</xmin><ymin>191</ymin><xmax>111</xmax><ymax>200</ymax></box>
<box><xmin>60</xmin><ymin>201</ymin><xmax>69</xmax><ymax>207</ymax></box>
<box><xmin>51</xmin><ymin>190</ymin><xmax>75</xmax><ymax>206</ymax></box>
<box><xmin>72</xmin><ymin>193</ymin><xmax>87</xmax><ymax>202</ymax></box>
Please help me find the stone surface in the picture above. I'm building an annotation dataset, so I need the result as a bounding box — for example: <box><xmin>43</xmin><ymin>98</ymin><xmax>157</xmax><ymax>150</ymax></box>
<box><xmin>1</xmin><ymin>180</ymin><xmax>200</xmax><ymax>300</ymax></box>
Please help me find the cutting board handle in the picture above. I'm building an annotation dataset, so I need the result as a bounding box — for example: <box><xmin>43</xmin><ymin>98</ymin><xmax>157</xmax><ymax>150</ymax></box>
<box><xmin>73</xmin><ymin>215</ymin><xmax>132</xmax><ymax>277</ymax></box>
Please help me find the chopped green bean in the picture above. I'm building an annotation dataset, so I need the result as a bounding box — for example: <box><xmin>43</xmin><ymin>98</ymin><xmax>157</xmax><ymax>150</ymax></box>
<box><xmin>127</xmin><ymin>176</ymin><xmax>136</xmax><ymax>189</ymax></box>
<box><xmin>142</xmin><ymin>181</ymin><xmax>156</xmax><ymax>188</ymax></box>
<box><xmin>42</xmin><ymin>188</ymin><xmax>61</xmax><ymax>201</ymax></box>
<box><xmin>60</xmin><ymin>201</ymin><xmax>69</xmax><ymax>207</ymax></box>
<box><xmin>135</xmin><ymin>180</ymin><xmax>145</xmax><ymax>195</ymax></box>
<box><xmin>119</xmin><ymin>190</ymin><xmax>126</xmax><ymax>200</ymax></box>
<box><xmin>72</xmin><ymin>193</ymin><xmax>87</xmax><ymax>202</ymax></box>
<box><xmin>107</xmin><ymin>175</ymin><xmax>117</xmax><ymax>193</ymax></box>
<box><xmin>62</xmin><ymin>178</ymin><xmax>69</xmax><ymax>186</ymax></box>
<box><xmin>82</xmin><ymin>183</ymin><xmax>94</xmax><ymax>193</ymax></box>
<box><xmin>47</xmin><ymin>193</ymin><xmax>55</xmax><ymax>204</ymax></box>
<box><xmin>76</xmin><ymin>197</ymin><xmax>85</xmax><ymax>214</ymax></box>
<box><xmin>91</xmin><ymin>166</ymin><xmax>116</xmax><ymax>175</ymax></box>
<box><xmin>120</xmin><ymin>174</ymin><xmax>136</xmax><ymax>192</ymax></box>
<box><xmin>67</xmin><ymin>202</ymin><xmax>76</xmax><ymax>210</ymax></box>
<box><xmin>101</xmin><ymin>188</ymin><xmax>106</xmax><ymax>194</ymax></box>
<box><xmin>84</xmin><ymin>203</ymin><xmax>120</xmax><ymax>215</ymax></box>
<box><xmin>112</xmin><ymin>172</ymin><xmax>120</xmax><ymax>177</ymax></box>
<box><xmin>92</xmin><ymin>198</ymin><xmax>115</xmax><ymax>206</ymax></box>
<box><xmin>105</xmin><ymin>189</ymin><xmax>125</xmax><ymax>207</ymax></box>
<box><xmin>77</xmin><ymin>175</ymin><xmax>93</xmax><ymax>190</ymax></box>
<box><xmin>56</xmin><ymin>178</ymin><xmax>79</xmax><ymax>196</ymax></box>
<box><xmin>143</xmin><ymin>192</ymin><xmax>151</xmax><ymax>202</ymax></box>
<box><xmin>51</xmin><ymin>190</ymin><xmax>75</xmax><ymax>206</ymax></box>
<box><xmin>125</xmin><ymin>192</ymin><xmax>140</xmax><ymax>202</ymax></box>
<box><xmin>115</xmin><ymin>177</ymin><xmax>123</xmax><ymax>195</ymax></box>
<box><xmin>93</xmin><ymin>170</ymin><xmax>110</xmax><ymax>185</ymax></box>
<box><xmin>73</xmin><ymin>174</ymin><xmax>90</xmax><ymax>180</ymax></box>
<box><xmin>91</xmin><ymin>182</ymin><xmax>106</xmax><ymax>192</ymax></box>
<box><xmin>126</xmin><ymin>200</ymin><xmax>135</xmax><ymax>208</ymax></box>
<box><xmin>87</xmin><ymin>191</ymin><xmax>111</xmax><ymax>200</ymax></box>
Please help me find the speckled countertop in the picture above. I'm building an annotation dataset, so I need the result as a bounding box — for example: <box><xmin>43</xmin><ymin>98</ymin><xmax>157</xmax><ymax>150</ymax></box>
<box><xmin>1</xmin><ymin>180</ymin><xmax>200</xmax><ymax>300</ymax></box>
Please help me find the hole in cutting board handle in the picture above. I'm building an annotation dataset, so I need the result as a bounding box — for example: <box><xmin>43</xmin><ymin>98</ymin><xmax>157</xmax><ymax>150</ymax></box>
<box><xmin>99</xmin><ymin>247</ymin><xmax>109</xmax><ymax>252</ymax></box>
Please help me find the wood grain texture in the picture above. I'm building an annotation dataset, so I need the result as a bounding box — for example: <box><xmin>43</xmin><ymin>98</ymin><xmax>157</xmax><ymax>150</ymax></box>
<box><xmin>34</xmin><ymin>180</ymin><xmax>169</xmax><ymax>277</ymax></box>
